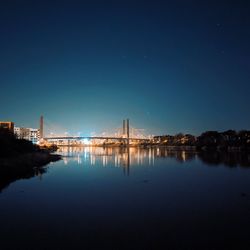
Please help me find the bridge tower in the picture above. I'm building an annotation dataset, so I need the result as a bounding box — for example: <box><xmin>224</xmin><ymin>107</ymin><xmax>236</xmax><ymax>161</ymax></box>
<box><xmin>123</xmin><ymin>119</ymin><xmax>126</xmax><ymax>137</ymax></box>
<box><xmin>40</xmin><ymin>115</ymin><xmax>44</xmax><ymax>140</ymax></box>
<box><xmin>127</xmin><ymin>118</ymin><xmax>130</xmax><ymax>145</ymax></box>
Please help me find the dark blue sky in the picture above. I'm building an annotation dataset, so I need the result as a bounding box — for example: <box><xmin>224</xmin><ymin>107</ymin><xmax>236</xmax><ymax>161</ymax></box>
<box><xmin>0</xmin><ymin>0</ymin><xmax>249</xmax><ymax>135</ymax></box>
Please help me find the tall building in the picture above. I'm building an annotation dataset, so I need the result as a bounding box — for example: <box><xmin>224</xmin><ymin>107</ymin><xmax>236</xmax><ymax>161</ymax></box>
<box><xmin>0</xmin><ymin>121</ymin><xmax>14</xmax><ymax>133</ymax></box>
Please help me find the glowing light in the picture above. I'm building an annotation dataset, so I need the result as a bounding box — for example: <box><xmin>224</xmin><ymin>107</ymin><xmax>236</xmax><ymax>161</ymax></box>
<box><xmin>83</xmin><ymin>138</ymin><xmax>91</xmax><ymax>145</ymax></box>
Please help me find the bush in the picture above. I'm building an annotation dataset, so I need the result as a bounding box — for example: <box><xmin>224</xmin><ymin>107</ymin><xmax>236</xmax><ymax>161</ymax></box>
<box><xmin>0</xmin><ymin>128</ymin><xmax>39</xmax><ymax>158</ymax></box>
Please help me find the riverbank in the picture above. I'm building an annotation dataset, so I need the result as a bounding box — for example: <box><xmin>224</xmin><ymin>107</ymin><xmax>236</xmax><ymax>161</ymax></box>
<box><xmin>0</xmin><ymin>128</ymin><xmax>62</xmax><ymax>191</ymax></box>
<box><xmin>0</xmin><ymin>151</ymin><xmax>61</xmax><ymax>169</ymax></box>
<box><xmin>0</xmin><ymin>152</ymin><xmax>61</xmax><ymax>192</ymax></box>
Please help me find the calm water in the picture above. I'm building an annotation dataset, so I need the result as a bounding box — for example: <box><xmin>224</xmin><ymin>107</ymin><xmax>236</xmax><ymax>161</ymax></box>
<box><xmin>1</xmin><ymin>147</ymin><xmax>250</xmax><ymax>250</ymax></box>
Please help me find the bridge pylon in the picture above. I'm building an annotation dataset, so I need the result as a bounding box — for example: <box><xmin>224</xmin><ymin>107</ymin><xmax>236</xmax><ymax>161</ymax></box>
<box><xmin>126</xmin><ymin>118</ymin><xmax>130</xmax><ymax>145</ymax></box>
<box><xmin>40</xmin><ymin>115</ymin><xmax>44</xmax><ymax>140</ymax></box>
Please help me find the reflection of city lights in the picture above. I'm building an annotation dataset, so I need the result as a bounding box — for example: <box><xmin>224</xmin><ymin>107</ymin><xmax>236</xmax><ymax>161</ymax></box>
<box><xmin>77</xmin><ymin>154</ymin><xmax>82</xmax><ymax>164</ymax></box>
<box><xmin>102</xmin><ymin>156</ymin><xmax>108</xmax><ymax>166</ymax></box>
<box><xmin>90</xmin><ymin>154</ymin><xmax>95</xmax><ymax>165</ymax></box>
<box><xmin>181</xmin><ymin>151</ymin><xmax>186</xmax><ymax>162</ymax></box>
<box><xmin>63</xmin><ymin>158</ymin><xmax>68</xmax><ymax>165</ymax></box>
<box><xmin>84</xmin><ymin>148</ymin><xmax>87</xmax><ymax>160</ymax></box>
<box><xmin>149</xmin><ymin>148</ymin><xmax>152</xmax><ymax>165</ymax></box>
<box><xmin>57</xmin><ymin>146</ymin><xmax>198</xmax><ymax>170</ymax></box>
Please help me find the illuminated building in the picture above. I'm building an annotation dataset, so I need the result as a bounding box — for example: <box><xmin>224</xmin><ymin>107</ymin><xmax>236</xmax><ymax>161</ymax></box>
<box><xmin>29</xmin><ymin>128</ymin><xmax>40</xmax><ymax>144</ymax></box>
<box><xmin>14</xmin><ymin>127</ymin><xmax>40</xmax><ymax>144</ymax></box>
<box><xmin>0</xmin><ymin>121</ymin><xmax>14</xmax><ymax>133</ymax></box>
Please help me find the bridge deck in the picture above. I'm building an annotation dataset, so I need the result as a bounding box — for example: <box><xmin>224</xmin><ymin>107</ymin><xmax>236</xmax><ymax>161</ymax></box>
<box><xmin>44</xmin><ymin>136</ymin><xmax>149</xmax><ymax>141</ymax></box>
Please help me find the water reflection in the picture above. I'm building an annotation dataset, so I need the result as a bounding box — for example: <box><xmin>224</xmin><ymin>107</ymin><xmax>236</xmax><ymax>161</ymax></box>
<box><xmin>198</xmin><ymin>150</ymin><xmax>250</xmax><ymax>167</ymax></box>
<box><xmin>2</xmin><ymin>147</ymin><xmax>250</xmax><ymax>249</ymax></box>
<box><xmin>1</xmin><ymin>147</ymin><xmax>250</xmax><ymax>192</ymax></box>
<box><xmin>0</xmin><ymin>166</ymin><xmax>46</xmax><ymax>192</ymax></box>
<box><xmin>58</xmin><ymin>146</ymin><xmax>154</xmax><ymax>165</ymax></box>
<box><xmin>57</xmin><ymin>146</ymin><xmax>250</xmax><ymax>168</ymax></box>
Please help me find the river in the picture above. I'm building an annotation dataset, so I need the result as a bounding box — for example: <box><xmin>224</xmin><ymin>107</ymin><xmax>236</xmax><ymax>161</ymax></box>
<box><xmin>1</xmin><ymin>147</ymin><xmax>250</xmax><ymax>249</ymax></box>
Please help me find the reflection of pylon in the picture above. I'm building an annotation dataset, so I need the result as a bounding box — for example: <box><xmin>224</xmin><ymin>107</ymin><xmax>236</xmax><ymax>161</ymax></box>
<box><xmin>36</xmin><ymin>170</ymin><xmax>43</xmax><ymax>181</ymax></box>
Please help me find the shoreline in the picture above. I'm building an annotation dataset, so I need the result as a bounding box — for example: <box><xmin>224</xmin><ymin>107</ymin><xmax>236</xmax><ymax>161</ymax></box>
<box><xmin>0</xmin><ymin>151</ymin><xmax>61</xmax><ymax>168</ymax></box>
<box><xmin>0</xmin><ymin>151</ymin><xmax>61</xmax><ymax>192</ymax></box>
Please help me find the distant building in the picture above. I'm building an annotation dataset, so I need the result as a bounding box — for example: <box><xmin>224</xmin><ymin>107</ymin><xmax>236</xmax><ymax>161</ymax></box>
<box><xmin>14</xmin><ymin>127</ymin><xmax>40</xmax><ymax>144</ymax></box>
<box><xmin>14</xmin><ymin>127</ymin><xmax>29</xmax><ymax>140</ymax></box>
<box><xmin>0</xmin><ymin>121</ymin><xmax>14</xmax><ymax>133</ymax></box>
<box><xmin>14</xmin><ymin>127</ymin><xmax>20</xmax><ymax>137</ymax></box>
<box><xmin>29</xmin><ymin>128</ymin><xmax>40</xmax><ymax>144</ymax></box>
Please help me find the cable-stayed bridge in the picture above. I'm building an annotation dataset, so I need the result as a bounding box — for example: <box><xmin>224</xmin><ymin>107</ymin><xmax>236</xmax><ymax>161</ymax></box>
<box><xmin>40</xmin><ymin>117</ymin><xmax>152</xmax><ymax>145</ymax></box>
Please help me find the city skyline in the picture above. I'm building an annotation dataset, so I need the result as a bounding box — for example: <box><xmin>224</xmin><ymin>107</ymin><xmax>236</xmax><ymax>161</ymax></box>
<box><xmin>1</xmin><ymin>1</ymin><xmax>249</xmax><ymax>135</ymax></box>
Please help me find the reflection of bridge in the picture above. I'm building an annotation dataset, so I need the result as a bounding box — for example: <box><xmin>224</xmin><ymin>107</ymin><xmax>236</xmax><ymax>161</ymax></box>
<box><xmin>57</xmin><ymin>146</ymin><xmax>156</xmax><ymax>175</ymax></box>
<box><xmin>56</xmin><ymin>147</ymin><xmax>195</xmax><ymax>175</ymax></box>
<box><xmin>40</xmin><ymin>116</ymin><xmax>152</xmax><ymax>145</ymax></box>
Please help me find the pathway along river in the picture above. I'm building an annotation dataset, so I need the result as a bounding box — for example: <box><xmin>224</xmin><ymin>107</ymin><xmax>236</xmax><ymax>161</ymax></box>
<box><xmin>1</xmin><ymin>147</ymin><xmax>250</xmax><ymax>249</ymax></box>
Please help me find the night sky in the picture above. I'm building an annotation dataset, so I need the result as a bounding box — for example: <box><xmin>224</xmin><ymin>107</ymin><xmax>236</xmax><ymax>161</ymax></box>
<box><xmin>0</xmin><ymin>1</ymin><xmax>249</xmax><ymax>136</ymax></box>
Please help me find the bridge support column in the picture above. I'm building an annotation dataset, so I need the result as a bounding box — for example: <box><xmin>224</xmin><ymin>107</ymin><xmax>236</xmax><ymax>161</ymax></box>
<box><xmin>127</xmin><ymin>118</ymin><xmax>129</xmax><ymax>146</ymax></box>
<box><xmin>40</xmin><ymin>115</ymin><xmax>44</xmax><ymax>141</ymax></box>
<box><xmin>123</xmin><ymin>119</ymin><xmax>126</xmax><ymax>137</ymax></box>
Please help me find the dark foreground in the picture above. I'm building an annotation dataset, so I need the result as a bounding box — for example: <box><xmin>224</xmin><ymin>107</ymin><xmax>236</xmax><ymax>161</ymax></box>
<box><xmin>0</xmin><ymin>152</ymin><xmax>61</xmax><ymax>191</ymax></box>
<box><xmin>1</xmin><ymin>147</ymin><xmax>250</xmax><ymax>250</ymax></box>
<box><xmin>0</xmin><ymin>128</ymin><xmax>61</xmax><ymax>191</ymax></box>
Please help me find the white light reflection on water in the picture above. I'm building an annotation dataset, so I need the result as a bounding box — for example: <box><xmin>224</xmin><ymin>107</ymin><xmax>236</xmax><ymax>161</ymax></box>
<box><xmin>57</xmin><ymin>146</ymin><xmax>157</xmax><ymax>167</ymax></box>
